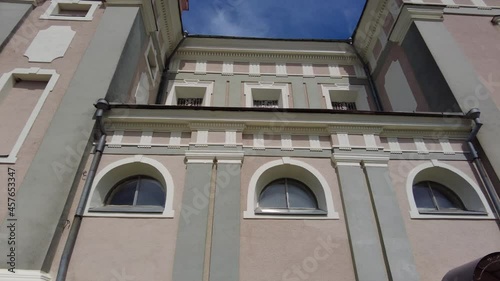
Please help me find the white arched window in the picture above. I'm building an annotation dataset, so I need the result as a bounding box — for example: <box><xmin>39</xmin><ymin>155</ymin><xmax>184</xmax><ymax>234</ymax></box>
<box><xmin>406</xmin><ymin>161</ymin><xmax>494</xmax><ymax>219</ymax></box>
<box><xmin>244</xmin><ymin>157</ymin><xmax>339</xmax><ymax>219</ymax></box>
<box><xmin>84</xmin><ymin>155</ymin><xmax>175</xmax><ymax>218</ymax></box>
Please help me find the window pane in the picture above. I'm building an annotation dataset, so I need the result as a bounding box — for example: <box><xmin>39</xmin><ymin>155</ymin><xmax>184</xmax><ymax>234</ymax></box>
<box><xmin>287</xmin><ymin>181</ymin><xmax>317</xmax><ymax>209</ymax></box>
<box><xmin>259</xmin><ymin>181</ymin><xmax>287</xmax><ymax>208</ymax></box>
<box><xmin>136</xmin><ymin>178</ymin><xmax>166</xmax><ymax>207</ymax></box>
<box><xmin>108</xmin><ymin>180</ymin><xmax>137</xmax><ymax>205</ymax></box>
<box><xmin>413</xmin><ymin>183</ymin><xmax>436</xmax><ymax>210</ymax></box>
<box><xmin>431</xmin><ymin>183</ymin><xmax>464</xmax><ymax>210</ymax></box>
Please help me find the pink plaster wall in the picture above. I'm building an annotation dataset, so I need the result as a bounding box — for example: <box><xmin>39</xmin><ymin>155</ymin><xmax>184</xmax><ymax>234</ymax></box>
<box><xmin>0</xmin><ymin>81</ymin><xmax>46</xmax><ymax>155</ymax></box>
<box><xmin>207</xmin><ymin>61</ymin><xmax>222</xmax><ymax>73</ymax></box>
<box><xmin>209</xmin><ymin>131</ymin><xmax>226</xmax><ymax>144</ymax></box>
<box><xmin>291</xmin><ymin>135</ymin><xmax>310</xmax><ymax>148</ymax></box>
<box><xmin>398</xmin><ymin>138</ymin><xmax>417</xmax><ymax>151</ymax></box>
<box><xmin>242</xmin><ymin>134</ymin><xmax>253</xmax><ymax>146</ymax></box>
<box><xmin>179</xmin><ymin>60</ymin><xmax>196</xmax><ymax>72</ymax></box>
<box><xmin>319</xmin><ymin>136</ymin><xmax>331</xmax><ymax>148</ymax></box>
<box><xmin>122</xmin><ymin>131</ymin><xmax>142</xmax><ymax>144</ymax></box>
<box><xmin>286</xmin><ymin>63</ymin><xmax>302</xmax><ymax>75</ymax></box>
<box><xmin>313</xmin><ymin>64</ymin><xmax>330</xmax><ymax>76</ymax></box>
<box><xmin>0</xmin><ymin>1</ymin><xmax>103</xmax><ymax>222</ymax></box>
<box><xmin>57</xmin><ymin>155</ymin><xmax>186</xmax><ymax>280</ymax></box>
<box><xmin>387</xmin><ymin>159</ymin><xmax>500</xmax><ymax>281</ymax></box>
<box><xmin>264</xmin><ymin>134</ymin><xmax>281</xmax><ymax>147</ymax></box>
<box><xmin>240</xmin><ymin>157</ymin><xmax>355</xmax><ymax>281</ymax></box>
<box><xmin>233</xmin><ymin>62</ymin><xmax>249</xmax><ymax>74</ymax></box>
<box><xmin>152</xmin><ymin>132</ymin><xmax>170</xmax><ymax>145</ymax></box>
<box><xmin>260</xmin><ymin>62</ymin><xmax>275</xmax><ymax>74</ymax></box>
<box><xmin>444</xmin><ymin>14</ymin><xmax>500</xmax><ymax>108</ymax></box>
<box><xmin>349</xmin><ymin>134</ymin><xmax>365</xmax><ymax>147</ymax></box>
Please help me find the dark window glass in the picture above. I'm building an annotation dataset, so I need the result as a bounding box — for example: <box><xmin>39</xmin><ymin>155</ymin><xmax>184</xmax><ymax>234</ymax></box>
<box><xmin>258</xmin><ymin>178</ymin><xmax>318</xmax><ymax>210</ymax></box>
<box><xmin>107</xmin><ymin>176</ymin><xmax>166</xmax><ymax>207</ymax></box>
<box><xmin>413</xmin><ymin>181</ymin><xmax>465</xmax><ymax>212</ymax></box>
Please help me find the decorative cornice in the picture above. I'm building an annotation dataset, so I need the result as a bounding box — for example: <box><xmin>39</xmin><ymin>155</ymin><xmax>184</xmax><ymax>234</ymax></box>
<box><xmin>244</xmin><ymin>126</ymin><xmax>329</xmax><ymax>135</ymax></box>
<box><xmin>105</xmin><ymin>122</ymin><xmax>190</xmax><ymax>131</ymax></box>
<box><xmin>389</xmin><ymin>6</ymin><xmax>444</xmax><ymax>44</ymax></box>
<box><xmin>185</xmin><ymin>151</ymin><xmax>244</xmax><ymax>164</ymax></box>
<box><xmin>175</xmin><ymin>50</ymin><xmax>358</xmax><ymax>63</ymax></box>
<box><xmin>189</xmin><ymin>122</ymin><xmax>246</xmax><ymax>131</ymax></box>
<box><xmin>331</xmin><ymin>152</ymin><xmax>389</xmax><ymax>167</ymax></box>
<box><xmin>380</xmin><ymin>129</ymin><xmax>468</xmax><ymax>139</ymax></box>
<box><xmin>328</xmin><ymin>125</ymin><xmax>383</xmax><ymax>134</ymax></box>
<box><xmin>354</xmin><ymin>0</ymin><xmax>393</xmax><ymax>58</ymax></box>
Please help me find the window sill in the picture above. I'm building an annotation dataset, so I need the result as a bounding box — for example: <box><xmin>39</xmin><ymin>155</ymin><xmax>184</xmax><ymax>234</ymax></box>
<box><xmin>409</xmin><ymin>209</ymin><xmax>494</xmax><ymax>220</ymax></box>
<box><xmin>244</xmin><ymin>209</ymin><xmax>339</xmax><ymax>220</ymax></box>
<box><xmin>85</xmin><ymin>206</ymin><xmax>174</xmax><ymax>218</ymax></box>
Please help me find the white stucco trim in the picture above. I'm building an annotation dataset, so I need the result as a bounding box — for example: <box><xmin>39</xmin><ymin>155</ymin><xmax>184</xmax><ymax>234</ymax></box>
<box><xmin>243</xmin><ymin>82</ymin><xmax>290</xmax><ymax>108</ymax></box>
<box><xmin>0</xmin><ymin>68</ymin><xmax>59</xmax><ymax>163</ymax></box>
<box><xmin>166</xmin><ymin>80</ymin><xmax>213</xmax><ymax>106</ymax></box>
<box><xmin>144</xmin><ymin>38</ymin><xmax>159</xmax><ymax>84</ymax></box>
<box><xmin>40</xmin><ymin>0</ymin><xmax>100</xmax><ymax>21</ymax></box>
<box><xmin>84</xmin><ymin>155</ymin><xmax>175</xmax><ymax>218</ymax></box>
<box><xmin>320</xmin><ymin>83</ymin><xmax>370</xmax><ymax>110</ymax></box>
<box><xmin>244</xmin><ymin>157</ymin><xmax>339</xmax><ymax>220</ymax></box>
<box><xmin>406</xmin><ymin>160</ymin><xmax>495</xmax><ymax>219</ymax></box>
<box><xmin>0</xmin><ymin>269</ymin><xmax>51</xmax><ymax>280</ymax></box>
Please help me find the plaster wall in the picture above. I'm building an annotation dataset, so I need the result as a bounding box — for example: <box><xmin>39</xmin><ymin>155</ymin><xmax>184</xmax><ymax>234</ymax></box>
<box><xmin>443</xmin><ymin>14</ymin><xmax>500</xmax><ymax>109</ymax></box>
<box><xmin>0</xmin><ymin>1</ymin><xmax>103</xmax><ymax>222</ymax></box>
<box><xmin>239</xmin><ymin>156</ymin><xmax>355</xmax><ymax>281</ymax></box>
<box><xmin>387</xmin><ymin>159</ymin><xmax>500</xmax><ymax>281</ymax></box>
<box><xmin>58</xmin><ymin>155</ymin><xmax>186</xmax><ymax>280</ymax></box>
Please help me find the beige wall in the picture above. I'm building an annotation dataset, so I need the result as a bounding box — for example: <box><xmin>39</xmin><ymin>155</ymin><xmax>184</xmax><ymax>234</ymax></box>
<box><xmin>53</xmin><ymin>154</ymin><xmax>186</xmax><ymax>280</ymax></box>
<box><xmin>239</xmin><ymin>156</ymin><xmax>356</xmax><ymax>281</ymax></box>
<box><xmin>0</xmin><ymin>1</ymin><xmax>104</xmax><ymax>222</ymax></box>
<box><xmin>388</xmin><ymin>159</ymin><xmax>500</xmax><ymax>281</ymax></box>
<box><xmin>444</xmin><ymin>14</ymin><xmax>500</xmax><ymax>109</ymax></box>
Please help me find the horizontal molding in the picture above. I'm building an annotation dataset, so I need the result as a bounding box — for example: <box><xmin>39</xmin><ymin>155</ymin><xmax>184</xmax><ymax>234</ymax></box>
<box><xmin>0</xmin><ymin>270</ymin><xmax>51</xmax><ymax>281</ymax></box>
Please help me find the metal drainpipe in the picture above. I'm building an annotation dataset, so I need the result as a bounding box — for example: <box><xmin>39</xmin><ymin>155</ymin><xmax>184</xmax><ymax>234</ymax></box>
<box><xmin>349</xmin><ymin>40</ymin><xmax>384</xmax><ymax>112</ymax></box>
<box><xmin>56</xmin><ymin>98</ymin><xmax>110</xmax><ymax>281</ymax></box>
<box><xmin>466</xmin><ymin>108</ymin><xmax>500</xmax><ymax>219</ymax></box>
<box><xmin>155</xmin><ymin>33</ymin><xmax>188</xmax><ymax>104</ymax></box>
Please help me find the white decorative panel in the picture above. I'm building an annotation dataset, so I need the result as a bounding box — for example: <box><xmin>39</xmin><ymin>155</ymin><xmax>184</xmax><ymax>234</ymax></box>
<box><xmin>414</xmin><ymin>138</ymin><xmax>429</xmax><ymax>154</ymax></box>
<box><xmin>440</xmin><ymin>139</ymin><xmax>455</xmax><ymax>155</ymax></box>
<box><xmin>328</xmin><ymin>64</ymin><xmax>341</xmax><ymax>78</ymax></box>
<box><xmin>302</xmin><ymin>64</ymin><xmax>314</xmax><ymax>77</ymax></box>
<box><xmin>222</xmin><ymin>61</ymin><xmax>234</xmax><ymax>75</ymax></box>
<box><xmin>195</xmin><ymin>60</ymin><xmax>207</xmax><ymax>74</ymax></box>
<box><xmin>276</xmin><ymin>63</ymin><xmax>287</xmax><ymax>77</ymax></box>
<box><xmin>309</xmin><ymin>135</ymin><xmax>322</xmax><ymax>151</ymax></box>
<box><xmin>364</xmin><ymin>134</ymin><xmax>378</xmax><ymax>151</ymax></box>
<box><xmin>134</xmin><ymin>72</ymin><xmax>150</xmax><ymax>104</ymax></box>
<box><xmin>337</xmin><ymin>133</ymin><xmax>350</xmax><ymax>150</ymax></box>
<box><xmin>109</xmin><ymin>130</ymin><xmax>124</xmax><ymax>148</ymax></box>
<box><xmin>139</xmin><ymin>131</ymin><xmax>153</xmax><ymax>148</ymax></box>
<box><xmin>249</xmin><ymin>62</ymin><xmax>260</xmax><ymax>77</ymax></box>
<box><xmin>387</xmin><ymin>137</ymin><xmax>402</xmax><ymax>154</ymax></box>
<box><xmin>281</xmin><ymin>134</ymin><xmax>293</xmax><ymax>151</ymax></box>
<box><xmin>24</xmin><ymin>26</ymin><xmax>75</xmax><ymax>63</ymax></box>
<box><xmin>385</xmin><ymin>60</ymin><xmax>417</xmax><ymax>111</ymax></box>
<box><xmin>253</xmin><ymin>133</ymin><xmax>265</xmax><ymax>149</ymax></box>
<box><xmin>196</xmin><ymin>130</ymin><xmax>208</xmax><ymax>146</ymax></box>
<box><xmin>169</xmin><ymin>131</ymin><xmax>182</xmax><ymax>148</ymax></box>
<box><xmin>225</xmin><ymin>130</ymin><xmax>237</xmax><ymax>147</ymax></box>
<box><xmin>471</xmin><ymin>0</ymin><xmax>486</xmax><ymax>6</ymax></box>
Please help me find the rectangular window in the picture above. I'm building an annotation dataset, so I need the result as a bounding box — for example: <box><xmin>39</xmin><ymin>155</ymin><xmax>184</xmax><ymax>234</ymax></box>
<box><xmin>54</xmin><ymin>3</ymin><xmax>91</xmax><ymax>17</ymax></box>
<box><xmin>40</xmin><ymin>1</ymin><xmax>100</xmax><ymax>21</ymax></box>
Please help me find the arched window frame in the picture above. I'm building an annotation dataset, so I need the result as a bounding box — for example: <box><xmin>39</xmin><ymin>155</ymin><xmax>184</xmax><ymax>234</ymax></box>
<box><xmin>406</xmin><ymin>161</ymin><xmax>494</xmax><ymax>219</ymax></box>
<box><xmin>244</xmin><ymin>157</ymin><xmax>339</xmax><ymax>220</ymax></box>
<box><xmin>84</xmin><ymin>155</ymin><xmax>175</xmax><ymax>218</ymax></box>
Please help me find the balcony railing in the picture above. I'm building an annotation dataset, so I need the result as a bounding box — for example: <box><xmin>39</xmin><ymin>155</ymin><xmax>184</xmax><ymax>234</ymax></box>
<box><xmin>332</xmin><ymin>102</ymin><xmax>357</xmax><ymax>110</ymax></box>
<box><xmin>253</xmin><ymin>100</ymin><xmax>279</xmax><ymax>108</ymax></box>
<box><xmin>177</xmin><ymin>98</ymin><xmax>203</xmax><ymax>106</ymax></box>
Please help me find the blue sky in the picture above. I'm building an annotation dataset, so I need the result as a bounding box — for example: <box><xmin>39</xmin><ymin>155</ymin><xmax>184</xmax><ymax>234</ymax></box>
<box><xmin>181</xmin><ymin>0</ymin><xmax>367</xmax><ymax>40</ymax></box>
